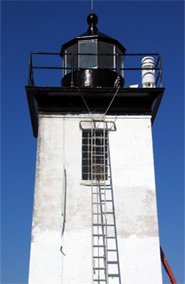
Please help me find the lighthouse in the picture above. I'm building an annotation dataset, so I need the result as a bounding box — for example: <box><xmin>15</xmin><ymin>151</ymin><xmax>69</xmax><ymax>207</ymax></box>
<box><xmin>26</xmin><ymin>13</ymin><xmax>165</xmax><ymax>284</ymax></box>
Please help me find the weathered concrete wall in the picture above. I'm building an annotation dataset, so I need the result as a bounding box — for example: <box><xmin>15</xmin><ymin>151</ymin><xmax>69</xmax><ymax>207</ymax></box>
<box><xmin>29</xmin><ymin>114</ymin><xmax>162</xmax><ymax>284</ymax></box>
<box><xmin>110</xmin><ymin>117</ymin><xmax>162</xmax><ymax>284</ymax></box>
<box><xmin>29</xmin><ymin>115</ymin><xmax>92</xmax><ymax>284</ymax></box>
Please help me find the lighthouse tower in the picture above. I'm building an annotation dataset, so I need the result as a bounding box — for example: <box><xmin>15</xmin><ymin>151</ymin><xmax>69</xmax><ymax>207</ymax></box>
<box><xmin>26</xmin><ymin>13</ymin><xmax>164</xmax><ymax>284</ymax></box>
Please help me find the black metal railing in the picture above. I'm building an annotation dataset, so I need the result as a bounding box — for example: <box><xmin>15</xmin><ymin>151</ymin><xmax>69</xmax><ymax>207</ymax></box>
<box><xmin>27</xmin><ymin>52</ymin><xmax>163</xmax><ymax>88</ymax></box>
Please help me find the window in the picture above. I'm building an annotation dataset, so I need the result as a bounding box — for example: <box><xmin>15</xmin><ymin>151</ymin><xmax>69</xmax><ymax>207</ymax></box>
<box><xmin>117</xmin><ymin>47</ymin><xmax>124</xmax><ymax>77</ymax></box>
<box><xmin>64</xmin><ymin>44</ymin><xmax>78</xmax><ymax>75</ymax></box>
<box><xmin>82</xmin><ymin>129</ymin><xmax>108</xmax><ymax>181</ymax></box>
<box><xmin>99</xmin><ymin>42</ymin><xmax>114</xmax><ymax>69</ymax></box>
<box><xmin>78</xmin><ymin>39</ymin><xmax>98</xmax><ymax>68</ymax></box>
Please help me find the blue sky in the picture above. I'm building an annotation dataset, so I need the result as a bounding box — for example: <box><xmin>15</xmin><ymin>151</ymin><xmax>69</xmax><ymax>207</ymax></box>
<box><xmin>1</xmin><ymin>1</ymin><xmax>184</xmax><ymax>283</ymax></box>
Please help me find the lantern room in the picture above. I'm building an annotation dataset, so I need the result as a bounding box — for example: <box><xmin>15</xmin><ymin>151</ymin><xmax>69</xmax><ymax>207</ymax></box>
<box><xmin>61</xmin><ymin>13</ymin><xmax>126</xmax><ymax>88</ymax></box>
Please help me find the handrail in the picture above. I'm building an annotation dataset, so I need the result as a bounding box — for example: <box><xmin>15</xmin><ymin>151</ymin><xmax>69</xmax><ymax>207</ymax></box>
<box><xmin>30</xmin><ymin>51</ymin><xmax>161</xmax><ymax>56</ymax></box>
<box><xmin>27</xmin><ymin>51</ymin><xmax>163</xmax><ymax>87</ymax></box>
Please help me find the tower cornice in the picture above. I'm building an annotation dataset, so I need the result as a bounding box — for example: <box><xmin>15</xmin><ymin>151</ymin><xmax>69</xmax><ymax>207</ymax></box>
<box><xmin>25</xmin><ymin>86</ymin><xmax>164</xmax><ymax>137</ymax></box>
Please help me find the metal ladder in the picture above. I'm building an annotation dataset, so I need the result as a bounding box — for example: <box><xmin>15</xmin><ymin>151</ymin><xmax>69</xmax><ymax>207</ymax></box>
<box><xmin>90</xmin><ymin>123</ymin><xmax>121</xmax><ymax>284</ymax></box>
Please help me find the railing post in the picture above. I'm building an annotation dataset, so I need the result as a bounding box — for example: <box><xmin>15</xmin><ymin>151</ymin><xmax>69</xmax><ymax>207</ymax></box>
<box><xmin>70</xmin><ymin>53</ymin><xmax>74</xmax><ymax>87</ymax></box>
<box><xmin>28</xmin><ymin>53</ymin><xmax>34</xmax><ymax>86</ymax></box>
<box><xmin>28</xmin><ymin>53</ymin><xmax>31</xmax><ymax>86</ymax></box>
<box><xmin>62</xmin><ymin>52</ymin><xmax>65</xmax><ymax>81</ymax></box>
<box><xmin>117</xmin><ymin>53</ymin><xmax>120</xmax><ymax>77</ymax></box>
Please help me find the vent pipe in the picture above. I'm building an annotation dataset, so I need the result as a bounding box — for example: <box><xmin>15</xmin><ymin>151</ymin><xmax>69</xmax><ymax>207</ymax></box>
<box><xmin>141</xmin><ymin>56</ymin><xmax>155</xmax><ymax>88</ymax></box>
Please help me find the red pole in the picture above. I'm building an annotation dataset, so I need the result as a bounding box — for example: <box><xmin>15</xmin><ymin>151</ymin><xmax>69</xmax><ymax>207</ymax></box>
<box><xmin>160</xmin><ymin>247</ymin><xmax>177</xmax><ymax>284</ymax></box>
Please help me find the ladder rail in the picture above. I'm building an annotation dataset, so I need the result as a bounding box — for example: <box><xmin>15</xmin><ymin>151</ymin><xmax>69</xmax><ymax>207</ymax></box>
<box><xmin>107</xmin><ymin>134</ymin><xmax>122</xmax><ymax>284</ymax></box>
<box><xmin>91</xmin><ymin>126</ymin><xmax>95</xmax><ymax>284</ymax></box>
<box><xmin>92</xmin><ymin>128</ymin><xmax>108</xmax><ymax>283</ymax></box>
<box><xmin>103</xmin><ymin>128</ymin><xmax>109</xmax><ymax>283</ymax></box>
<box><xmin>98</xmin><ymin>183</ymin><xmax>108</xmax><ymax>283</ymax></box>
<box><xmin>90</xmin><ymin>123</ymin><xmax>121</xmax><ymax>284</ymax></box>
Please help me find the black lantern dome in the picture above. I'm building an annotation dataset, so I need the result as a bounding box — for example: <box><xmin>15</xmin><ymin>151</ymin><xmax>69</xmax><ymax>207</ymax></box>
<box><xmin>61</xmin><ymin>13</ymin><xmax>126</xmax><ymax>88</ymax></box>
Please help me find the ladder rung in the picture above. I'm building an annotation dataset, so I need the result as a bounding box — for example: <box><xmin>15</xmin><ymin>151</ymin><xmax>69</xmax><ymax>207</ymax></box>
<box><xmin>95</xmin><ymin>191</ymin><xmax>109</xmax><ymax>194</ymax></box>
<box><xmin>108</xmin><ymin>274</ymin><xmax>119</xmax><ymax>278</ymax></box>
<box><xmin>100</xmin><ymin>188</ymin><xmax>111</xmax><ymax>191</ymax></box>
<box><xmin>93</xmin><ymin>256</ymin><xmax>106</xmax><ymax>259</ymax></box>
<box><xmin>107</xmin><ymin>249</ymin><xmax>117</xmax><ymax>252</ymax></box>
<box><xmin>94</xmin><ymin>267</ymin><xmax>107</xmax><ymax>270</ymax></box>
<box><xmin>92</xmin><ymin>202</ymin><xmax>106</xmax><ymax>205</ymax></box>
<box><xmin>93</xmin><ymin>224</ymin><xmax>114</xmax><ymax>226</ymax></box>
<box><xmin>93</xmin><ymin>245</ymin><xmax>106</xmax><ymax>248</ymax></box>
<box><xmin>92</xmin><ymin>213</ymin><xmax>106</xmax><ymax>215</ymax></box>
<box><xmin>94</xmin><ymin>279</ymin><xmax>106</xmax><ymax>282</ymax></box>
<box><xmin>92</xmin><ymin>212</ymin><xmax>107</xmax><ymax>216</ymax></box>
<box><xmin>93</xmin><ymin>211</ymin><xmax>114</xmax><ymax>214</ymax></box>
<box><xmin>92</xmin><ymin>192</ymin><xmax>106</xmax><ymax>195</ymax></box>
<box><xmin>107</xmin><ymin>236</ymin><xmax>116</xmax><ymax>239</ymax></box>
<box><xmin>93</xmin><ymin>234</ymin><xmax>106</xmax><ymax>237</ymax></box>
<box><xmin>93</xmin><ymin>211</ymin><xmax>114</xmax><ymax>215</ymax></box>
<box><xmin>108</xmin><ymin>261</ymin><xmax>118</xmax><ymax>264</ymax></box>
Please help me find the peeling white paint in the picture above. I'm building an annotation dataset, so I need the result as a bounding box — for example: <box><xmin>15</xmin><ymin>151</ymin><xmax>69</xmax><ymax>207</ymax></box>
<box><xmin>29</xmin><ymin>114</ymin><xmax>162</xmax><ymax>284</ymax></box>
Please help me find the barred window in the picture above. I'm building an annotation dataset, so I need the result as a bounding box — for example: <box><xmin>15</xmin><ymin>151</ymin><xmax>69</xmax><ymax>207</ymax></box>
<box><xmin>82</xmin><ymin>129</ymin><xmax>108</xmax><ymax>181</ymax></box>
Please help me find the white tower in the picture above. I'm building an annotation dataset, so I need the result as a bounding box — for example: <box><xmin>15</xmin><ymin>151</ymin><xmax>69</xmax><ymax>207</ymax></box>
<box><xmin>26</xmin><ymin>13</ymin><xmax>165</xmax><ymax>284</ymax></box>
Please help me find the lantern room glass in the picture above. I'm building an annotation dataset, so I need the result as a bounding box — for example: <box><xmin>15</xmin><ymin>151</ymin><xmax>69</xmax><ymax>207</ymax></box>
<box><xmin>63</xmin><ymin>39</ymin><xmax>124</xmax><ymax>76</ymax></box>
<box><xmin>117</xmin><ymin>47</ymin><xmax>124</xmax><ymax>77</ymax></box>
<box><xmin>99</xmin><ymin>42</ymin><xmax>115</xmax><ymax>70</ymax></box>
<box><xmin>78</xmin><ymin>39</ymin><xmax>98</xmax><ymax>68</ymax></box>
<box><xmin>64</xmin><ymin>44</ymin><xmax>77</xmax><ymax>75</ymax></box>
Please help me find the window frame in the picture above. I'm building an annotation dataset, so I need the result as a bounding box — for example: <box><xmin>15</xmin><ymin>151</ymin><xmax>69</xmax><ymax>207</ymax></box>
<box><xmin>82</xmin><ymin>129</ymin><xmax>108</xmax><ymax>181</ymax></box>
